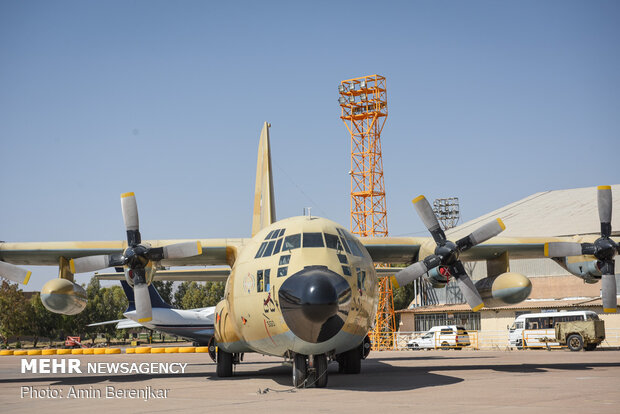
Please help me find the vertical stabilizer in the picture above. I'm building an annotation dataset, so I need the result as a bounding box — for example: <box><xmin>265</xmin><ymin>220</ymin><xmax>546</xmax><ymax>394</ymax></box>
<box><xmin>252</xmin><ymin>122</ymin><xmax>276</xmax><ymax>236</ymax></box>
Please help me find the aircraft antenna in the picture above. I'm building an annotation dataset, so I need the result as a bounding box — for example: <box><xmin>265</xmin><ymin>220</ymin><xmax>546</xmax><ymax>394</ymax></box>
<box><xmin>339</xmin><ymin>75</ymin><xmax>395</xmax><ymax>351</ymax></box>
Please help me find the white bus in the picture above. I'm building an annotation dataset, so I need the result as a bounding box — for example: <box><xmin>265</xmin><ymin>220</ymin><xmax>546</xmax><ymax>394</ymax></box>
<box><xmin>508</xmin><ymin>311</ymin><xmax>600</xmax><ymax>349</ymax></box>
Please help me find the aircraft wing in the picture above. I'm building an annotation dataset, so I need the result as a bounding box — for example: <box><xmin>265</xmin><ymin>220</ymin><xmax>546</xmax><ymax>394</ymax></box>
<box><xmin>0</xmin><ymin>238</ymin><xmax>247</xmax><ymax>280</ymax></box>
<box><xmin>87</xmin><ymin>319</ymin><xmax>142</xmax><ymax>329</ymax></box>
<box><xmin>95</xmin><ymin>267</ymin><xmax>231</xmax><ymax>282</ymax></box>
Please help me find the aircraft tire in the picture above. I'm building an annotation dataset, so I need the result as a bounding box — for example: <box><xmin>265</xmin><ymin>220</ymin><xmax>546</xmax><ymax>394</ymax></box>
<box><xmin>292</xmin><ymin>353</ymin><xmax>307</xmax><ymax>388</ymax></box>
<box><xmin>314</xmin><ymin>354</ymin><xmax>328</xmax><ymax>388</ymax></box>
<box><xmin>216</xmin><ymin>349</ymin><xmax>233</xmax><ymax>377</ymax></box>
<box><xmin>341</xmin><ymin>347</ymin><xmax>361</xmax><ymax>374</ymax></box>
<box><xmin>567</xmin><ymin>334</ymin><xmax>584</xmax><ymax>352</ymax></box>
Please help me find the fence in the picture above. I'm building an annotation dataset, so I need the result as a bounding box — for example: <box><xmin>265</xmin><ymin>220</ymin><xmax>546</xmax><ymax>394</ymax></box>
<box><xmin>390</xmin><ymin>328</ymin><xmax>620</xmax><ymax>351</ymax></box>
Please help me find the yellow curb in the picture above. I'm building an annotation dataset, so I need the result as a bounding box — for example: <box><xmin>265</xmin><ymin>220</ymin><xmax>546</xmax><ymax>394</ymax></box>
<box><xmin>93</xmin><ymin>348</ymin><xmax>106</xmax><ymax>355</ymax></box>
<box><xmin>165</xmin><ymin>347</ymin><xmax>179</xmax><ymax>353</ymax></box>
<box><xmin>125</xmin><ymin>348</ymin><xmax>135</xmax><ymax>354</ymax></box>
<box><xmin>0</xmin><ymin>350</ymin><xmax>14</xmax><ymax>356</ymax></box>
<box><xmin>57</xmin><ymin>349</ymin><xmax>72</xmax><ymax>355</ymax></box>
<box><xmin>195</xmin><ymin>346</ymin><xmax>210</xmax><ymax>353</ymax></box>
<box><xmin>27</xmin><ymin>350</ymin><xmax>42</xmax><ymax>355</ymax></box>
<box><xmin>105</xmin><ymin>348</ymin><xmax>121</xmax><ymax>354</ymax></box>
<box><xmin>82</xmin><ymin>348</ymin><xmax>94</xmax><ymax>355</ymax></box>
<box><xmin>42</xmin><ymin>349</ymin><xmax>57</xmax><ymax>355</ymax></box>
<box><xmin>14</xmin><ymin>350</ymin><xmax>28</xmax><ymax>356</ymax></box>
<box><xmin>179</xmin><ymin>347</ymin><xmax>195</xmax><ymax>353</ymax></box>
<box><xmin>135</xmin><ymin>347</ymin><xmax>151</xmax><ymax>354</ymax></box>
<box><xmin>71</xmin><ymin>349</ymin><xmax>83</xmax><ymax>355</ymax></box>
<box><xmin>150</xmin><ymin>348</ymin><xmax>166</xmax><ymax>354</ymax></box>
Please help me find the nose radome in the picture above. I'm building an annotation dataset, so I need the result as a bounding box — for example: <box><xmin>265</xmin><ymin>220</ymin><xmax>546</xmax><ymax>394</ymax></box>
<box><xmin>278</xmin><ymin>266</ymin><xmax>351</xmax><ymax>343</ymax></box>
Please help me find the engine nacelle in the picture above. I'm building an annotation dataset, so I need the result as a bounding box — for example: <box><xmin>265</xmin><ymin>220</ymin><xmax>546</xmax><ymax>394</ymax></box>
<box><xmin>40</xmin><ymin>278</ymin><xmax>87</xmax><ymax>315</ymax></box>
<box><xmin>552</xmin><ymin>258</ymin><xmax>601</xmax><ymax>284</ymax></box>
<box><xmin>475</xmin><ymin>272</ymin><xmax>532</xmax><ymax>308</ymax></box>
<box><xmin>424</xmin><ymin>266</ymin><xmax>449</xmax><ymax>288</ymax></box>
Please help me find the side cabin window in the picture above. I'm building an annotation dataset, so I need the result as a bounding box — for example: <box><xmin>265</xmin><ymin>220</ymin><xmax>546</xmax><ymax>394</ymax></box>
<box><xmin>257</xmin><ymin>270</ymin><xmax>264</xmax><ymax>292</ymax></box>
<box><xmin>303</xmin><ymin>232</ymin><xmax>324</xmax><ymax>248</ymax></box>
<box><xmin>324</xmin><ymin>233</ymin><xmax>343</xmax><ymax>251</ymax></box>
<box><xmin>256</xmin><ymin>269</ymin><xmax>271</xmax><ymax>292</ymax></box>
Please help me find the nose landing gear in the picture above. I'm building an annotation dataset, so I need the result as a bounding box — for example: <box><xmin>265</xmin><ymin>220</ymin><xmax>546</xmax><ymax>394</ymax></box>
<box><xmin>292</xmin><ymin>353</ymin><xmax>329</xmax><ymax>388</ymax></box>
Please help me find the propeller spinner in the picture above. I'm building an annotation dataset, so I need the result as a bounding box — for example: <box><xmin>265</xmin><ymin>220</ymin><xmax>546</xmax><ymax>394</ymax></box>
<box><xmin>70</xmin><ymin>192</ymin><xmax>203</xmax><ymax>322</ymax></box>
<box><xmin>391</xmin><ymin>195</ymin><xmax>506</xmax><ymax>312</ymax></box>
<box><xmin>545</xmin><ymin>186</ymin><xmax>618</xmax><ymax>313</ymax></box>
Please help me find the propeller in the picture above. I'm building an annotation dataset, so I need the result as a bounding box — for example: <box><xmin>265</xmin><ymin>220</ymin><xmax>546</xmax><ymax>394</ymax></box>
<box><xmin>391</xmin><ymin>195</ymin><xmax>506</xmax><ymax>312</ymax></box>
<box><xmin>0</xmin><ymin>261</ymin><xmax>32</xmax><ymax>285</ymax></box>
<box><xmin>545</xmin><ymin>185</ymin><xmax>618</xmax><ymax>313</ymax></box>
<box><xmin>70</xmin><ymin>192</ymin><xmax>203</xmax><ymax>322</ymax></box>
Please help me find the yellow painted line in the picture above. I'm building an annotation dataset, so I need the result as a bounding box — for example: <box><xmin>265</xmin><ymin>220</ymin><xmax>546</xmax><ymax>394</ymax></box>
<box><xmin>125</xmin><ymin>348</ymin><xmax>135</xmax><ymax>354</ymax></box>
<box><xmin>412</xmin><ymin>195</ymin><xmax>425</xmax><ymax>204</ymax></box>
<box><xmin>195</xmin><ymin>346</ymin><xmax>210</xmax><ymax>353</ymax></box>
<box><xmin>71</xmin><ymin>349</ymin><xmax>83</xmax><ymax>355</ymax></box>
<box><xmin>604</xmin><ymin>308</ymin><xmax>617</xmax><ymax>313</ymax></box>
<box><xmin>23</xmin><ymin>271</ymin><xmax>32</xmax><ymax>285</ymax></box>
<box><xmin>472</xmin><ymin>303</ymin><xmax>484</xmax><ymax>312</ymax></box>
<box><xmin>389</xmin><ymin>275</ymin><xmax>400</xmax><ymax>289</ymax></box>
<box><xmin>598</xmin><ymin>185</ymin><xmax>611</xmax><ymax>190</ymax></box>
<box><xmin>93</xmin><ymin>348</ymin><xmax>106</xmax><ymax>355</ymax></box>
<box><xmin>544</xmin><ymin>243</ymin><xmax>549</xmax><ymax>257</ymax></box>
<box><xmin>105</xmin><ymin>348</ymin><xmax>121</xmax><ymax>354</ymax></box>
<box><xmin>179</xmin><ymin>347</ymin><xmax>195</xmax><ymax>353</ymax></box>
<box><xmin>57</xmin><ymin>349</ymin><xmax>72</xmax><ymax>355</ymax></box>
<box><xmin>14</xmin><ymin>350</ymin><xmax>28</xmax><ymax>356</ymax></box>
<box><xmin>151</xmin><ymin>348</ymin><xmax>166</xmax><ymax>354</ymax></box>
<box><xmin>121</xmin><ymin>192</ymin><xmax>135</xmax><ymax>198</ymax></box>
<box><xmin>0</xmin><ymin>350</ymin><xmax>14</xmax><ymax>356</ymax></box>
<box><xmin>138</xmin><ymin>317</ymin><xmax>152</xmax><ymax>323</ymax></box>
<box><xmin>496</xmin><ymin>218</ymin><xmax>506</xmax><ymax>231</ymax></box>
<box><xmin>135</xmin><ymin>347</ymin><xmax>151</xmax><ymax>354</ymax></box>
<box><xmin>165</xmin><ymin>347</ymin><xmax>179</xmax><ymax>353</ymax></box>
<box><xmin>82</xmin><ymin>348</ymin><xmax>94</xmax><ymax>354</ymax></box>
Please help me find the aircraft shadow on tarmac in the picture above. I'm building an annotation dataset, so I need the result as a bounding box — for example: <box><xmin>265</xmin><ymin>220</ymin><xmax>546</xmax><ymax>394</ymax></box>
<box><xmin>3</xmin><ymin>359</ymin><xmax>620</xmax><ymax>392</ymax></box>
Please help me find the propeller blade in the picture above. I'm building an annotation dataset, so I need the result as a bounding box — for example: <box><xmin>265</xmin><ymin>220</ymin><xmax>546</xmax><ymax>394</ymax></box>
<box><xmin>598</xmin><ymin>185</ymin><xmax>612</xmax><ymax>238</ymax></box>
<box><xmin>0</xmin><ymin>261</ymin><xmax>32</xmax><ymax>285</ymax></box>
<box><xmin>601</xmin><ymin>261</ymin><xmax>617</xmax><ymax>313</ymax></box>
<box><xmin>544</xmin><ymin>242</ymin><xmax>583</xmax><ymax>257</ymax></box>
<box><xmin>69</xmin><ymin>254</ymin><xmax>124</xmax><ymax>274</ymax></box>
<box><xmin>452</xmin><ymin>261</ymin><xmax>484</xmax><ymax>312</ymax></box>
<box><xmin>133</xmin><ymin>283</ymin><xmax>153</xmax><ymax>323</ymax></box>
<box><xmin>412</xmin><ymin>195</ymin><xmax>446</xmax><ymax>243</ymax></box>
<box><xmin>391</xmin><ymin>255</ymin><xmax>441</xmax><ymax>289</ymax></box>
<box><xmin>456</xmin><ymin>218</ymin><xmax>506</xmax><ymax>251</ymax></box>
<box><xmin>148</xmin><ymin>241</ymin><xmax>203</xmax><ymax>261</ymax></box>
<box><xmin>121</xmin><ymin>192</ymin><xmax>141</xmax><ymax>246</ymax></box>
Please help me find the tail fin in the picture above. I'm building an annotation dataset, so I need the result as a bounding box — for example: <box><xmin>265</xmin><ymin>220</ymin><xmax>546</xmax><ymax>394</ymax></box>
<box><xmin>251</xmin><ymin>122</ymin><xmax>276</xmax><ymax>236</ymax></box>
<box><xmin>121</xmin><ymin>280</ymin><xmax>173</xmax><ymax>313</ymax></box>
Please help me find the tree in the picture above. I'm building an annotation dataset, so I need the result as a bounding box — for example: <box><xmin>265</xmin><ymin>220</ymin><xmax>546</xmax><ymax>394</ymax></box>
<box><xmin>178</xmin><ymin>281</ymin><xmax>225</xmax><ymax>309</ymax></box>
<box><xmin>152</xmin><ymin>280</ymin><xmax>174</xmax><ymax>304</ymax></box>
<box><xmin>0</xmin><ymin>281</ymin><xmax>29</xmax><ymax>347</ymax></box>
<box><xmin>27</xmin><ymin>293</ymin><xmax>62</xmax><ymax>347</ymax></box>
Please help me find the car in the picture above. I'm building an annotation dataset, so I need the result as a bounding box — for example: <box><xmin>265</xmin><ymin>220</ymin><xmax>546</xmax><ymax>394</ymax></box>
<box><xmin>407</xmin><ymin>325</ymin><xmax>470</xmax><ymax>350</ymax></box>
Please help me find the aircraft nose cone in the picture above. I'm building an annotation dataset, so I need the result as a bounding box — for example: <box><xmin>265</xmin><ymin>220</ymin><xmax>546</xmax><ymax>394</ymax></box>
<box><xmin>279</xmin><ymin>266</ymin><xmax>351</xmax><ymax>343</ymax></box>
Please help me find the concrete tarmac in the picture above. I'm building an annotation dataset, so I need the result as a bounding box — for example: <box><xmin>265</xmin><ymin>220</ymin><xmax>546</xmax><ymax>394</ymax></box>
<box><xmin>1</xmin><ymin>349</ymin><xmax>619</xmax><ymax>413</ymax></box>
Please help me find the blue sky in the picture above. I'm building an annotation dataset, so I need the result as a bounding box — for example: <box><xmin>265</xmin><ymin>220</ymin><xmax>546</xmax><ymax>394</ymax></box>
<box><xmin>1</xmin><ymin>1</ymin><xmax>619</xmax><ymax>290</ymax></box>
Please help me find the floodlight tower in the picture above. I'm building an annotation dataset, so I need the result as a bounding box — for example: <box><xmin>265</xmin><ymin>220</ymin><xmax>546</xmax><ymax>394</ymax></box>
<box><xmin>339</xmin><ymin>75</ymin><xmax>394</xmax><ymax>350</ymax></box>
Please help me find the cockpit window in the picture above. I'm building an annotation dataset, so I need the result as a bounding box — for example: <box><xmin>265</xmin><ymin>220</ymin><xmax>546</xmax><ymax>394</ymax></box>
<box><xmin>273</xmin><ymin>237</ymin><xmax>283</xmax><ymax>255</ymax></box>
<box><xmin>324</xmin><ymin>233</ymin><xmax>343</xmax><ymax>250</ymax></box>
<box><xmin>303</xmin><ymin>232</ymin><xmax>324</xmax><ymax>248</ymax></box>
<box><xmin>263</xmin><ymin>240</ymin><xmax>276</xmax><ymax>257</ymax></box>
<box><xmin>336</xmin><ymin>228</ymin><xmax>352</xmax><ymax>254</ymax></box>
<box><xmin>255</xmin><ymin>242</ymin><xmax>268</xmax><ymax>258</ymax></box>
<box><xmin>277</xmin><ymin>229</ymin><xmax>286</xmax><ymax>238</ymax></box>
<box><xmin>279</xmin><ymin>255</ymin><xmax>291</xmax><ymax>265</ymax></box>
<box><xmin>283</xmin><ymin>234</ymin><xmax>301</xmax><ymax>251</ymax></box>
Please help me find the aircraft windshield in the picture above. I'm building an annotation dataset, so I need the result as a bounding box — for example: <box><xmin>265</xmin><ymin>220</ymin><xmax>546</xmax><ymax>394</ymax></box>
<box><xmin>283</xmin><ymin>234</ymin><xmax>301</xmax><ymax>250</ymax></box>
<box><xmin>303</xmin><ymin>232</ymin><xmax>324</xmax><ymax>248</ymax></box>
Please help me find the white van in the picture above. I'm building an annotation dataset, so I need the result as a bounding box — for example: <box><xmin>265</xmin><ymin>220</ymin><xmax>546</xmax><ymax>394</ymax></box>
<box><xmin>407</xmin><ymin>325</ymin><xmax>471</xmax><ymax>350</ymax></box>
<box><xmin>508</xmin><ymin>311</ymin><xmax>600</xmax><ymax>349</ymax></box>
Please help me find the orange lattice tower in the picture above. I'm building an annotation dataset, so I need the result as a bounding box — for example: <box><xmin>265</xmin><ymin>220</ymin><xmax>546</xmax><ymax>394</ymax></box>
<box><xmin>339</xmin><ymin>75</ymin><xmax>395</xmax><ymax>350</ymax></box>
<box><xmin>339</xmin><ymin>75</ymin><xmax>388</xmax><ymax>237</ymax></box>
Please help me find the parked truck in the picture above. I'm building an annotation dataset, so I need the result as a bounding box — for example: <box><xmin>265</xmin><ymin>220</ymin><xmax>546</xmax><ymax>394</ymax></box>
<box><xmin>554</xmin><ymin>320</ymin><xmax>605</xmax><ymax>351</ymax></box>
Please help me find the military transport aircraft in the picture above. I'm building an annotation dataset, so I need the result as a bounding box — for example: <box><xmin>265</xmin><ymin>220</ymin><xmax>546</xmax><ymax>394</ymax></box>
<box><xmin>0</xmin><ymin>122</ymin><xmax>618</xmax><ymax>388</ymax></box>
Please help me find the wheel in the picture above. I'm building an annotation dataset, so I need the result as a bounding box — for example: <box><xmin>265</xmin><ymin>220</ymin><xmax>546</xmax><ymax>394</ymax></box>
<box><xmin>216</xmin><ymin>348</ymin><xmax>233</xmax><ymax>377</ymax></box>
<box><xmin>516</xmin><ymin>339</ymin><xmax>523</xmax><ymax>350</ymax></box>
<box><xmin>567</xmin><ymin>334</ymin><xmax>584</xmax><ymax>352</ymax></box>
<box><xmin>292</xmin><ymin>353</ymin><xmax>307</xmax><ymax>387</ymax></box>
<box><xmin>314</xmin><ymin>354</ymin><xmax>328</xmax><ymax>388</ymax></box>
<box><xmin>584</xmin><ymin>343</ymin><xmax>597</xmax><ymax>351</ymax></box>
<box><xmin>441</xmin><ymin>341</ymin><xmax>450</xmax><ymax>350</ymax></box>
<box><xmin>207</xmin><ymin>337</ymin><xmax>216</xmax><ymax>362</ymax></box>
<box><xmin>337</xmin><ymin>347</ymin><xmax>361</xmax><ymax>374</ymax></box>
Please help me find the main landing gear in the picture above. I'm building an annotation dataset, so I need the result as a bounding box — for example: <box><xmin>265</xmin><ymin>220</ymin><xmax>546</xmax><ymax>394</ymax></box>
<box><xmin>216</xmin><ymin>348</ymin><xmax>242</xmax><ymax>377</ymax></box>
<box><xmin>292</xmin><ymin>353</ymin><xmax>329</xmax><ymax>388</ymax></box>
